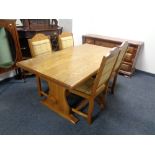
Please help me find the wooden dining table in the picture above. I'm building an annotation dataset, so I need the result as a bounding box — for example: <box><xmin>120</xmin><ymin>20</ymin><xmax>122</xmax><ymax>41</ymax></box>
<box><xmin>17</xmin><ymin>43</ymin><xmax>112</xmax><ymax>124</ymax></box>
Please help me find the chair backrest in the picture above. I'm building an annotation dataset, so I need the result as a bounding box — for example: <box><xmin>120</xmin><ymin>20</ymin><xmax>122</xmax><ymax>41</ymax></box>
<box><xmin>0</xmin><ymin>28</ymin><xmax>14</xmax><ymax>68</ymax></box>
<box><xmin>92</xmin><ymin>47</ymin><xmax>120</xmax><ymax>95</ymax></box>
<box><xmin>58</xmin><ymin>32</ymin><xmax>74</xmax><ymax>50</ymax></box>
<box><xmin>28</xmin><ymin>33</ymin><xmax>52</xmax><ymax>57</ymax></box>
<box><xmin>114</xmin><ymin>41</ymin><xmax>128</xmax><ymax>71</ymax></box>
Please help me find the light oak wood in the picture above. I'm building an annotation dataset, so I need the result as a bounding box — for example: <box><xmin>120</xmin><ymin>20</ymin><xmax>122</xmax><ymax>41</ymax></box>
<box><xmin>75</xmin><ymin>99</ymin><xmax>88</xmax><ymax>111</ymax></box>
<box><xmin>28</xmin><ymin>33</ymin><xmax>52</xmax><ymax>57</ymax></box>
<box><xmin>58</xmin><ymin>32</ymin><xmax>74</xmax><ymax>50</ymax></box>
<box><xmin>110</xmin><ymin>41</ymin><xmax>128</xmax><ymax>94</ymax></box>
<box><xmin>17</xmin><ymin>44</ymin><xmax>111</xmax><ymax>89</ymax></box>
<box><xmin>17</xmin><ymin>44</ymin><xmax>112</xmax><ymax>124</ymax></box>
<box><xmin>28</xmin><ymin>33</ymin><xmax>53</xmax><ymax>96</ymax></box>
<box><xmin>70</xmin><ymin>47</ymin><xmax>120</xmax><ymax>124</ymax></box>
<box><xmin>42</xmin><ymin>81</ymin><xmax>79</xmax><ymax>124</ymax></box>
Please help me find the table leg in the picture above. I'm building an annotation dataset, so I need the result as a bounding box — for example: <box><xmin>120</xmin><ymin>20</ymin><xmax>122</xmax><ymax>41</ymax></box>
<box><xmin>41</xmin><ymin>81</ymin><xmax>79</xmax><ymax>124</ymax></box>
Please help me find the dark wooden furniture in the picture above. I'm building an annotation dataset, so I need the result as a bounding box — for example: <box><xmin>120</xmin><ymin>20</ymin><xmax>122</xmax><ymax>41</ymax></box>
<box><xmin>0</xmin><ymin>20</ymin><xmax>22</xmax><ymax>74</ymax></box>
<box><xmin>82</xmin><ymin>34</ymin><xmax>144</xmax><ymax>76</ymax></box>
<box><xmin>17</xmin><ymin>19</ymin><xmax>63</xmax><ymax>58</ymax></box>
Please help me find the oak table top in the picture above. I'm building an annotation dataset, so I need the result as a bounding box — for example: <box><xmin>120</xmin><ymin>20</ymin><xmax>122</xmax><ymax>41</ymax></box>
<box><xmin>17</xmin><ymin>43</ymin><xmax>111</xmax><ymax>89</ymax></box>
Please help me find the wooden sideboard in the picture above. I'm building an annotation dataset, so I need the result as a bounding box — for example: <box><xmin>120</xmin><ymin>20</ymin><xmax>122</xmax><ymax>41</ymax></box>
<box><xmin>17</xmin><ymin>25</ymin><xmax>63</xmax><ymax>58</ymax></box>
<box><xmin>82</xmin><ymin>34</ymin><xmax>144</xmax><ymax>76</ymax></box>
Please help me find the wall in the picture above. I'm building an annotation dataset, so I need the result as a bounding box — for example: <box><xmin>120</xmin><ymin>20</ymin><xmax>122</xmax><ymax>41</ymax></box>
<box><xmin>16</xmin><ymin>19</ymin><xmax>23</xmax><ymax>26</ymax></box>
<box><xmin>58</xmin><ymin>19</ymin><xmax>72</xmax><ymax>32</ymax></box>
<box><xmin>72</xmin><ymin>0</ymin><xmax>155</xmax><ymax>74</ymax></box>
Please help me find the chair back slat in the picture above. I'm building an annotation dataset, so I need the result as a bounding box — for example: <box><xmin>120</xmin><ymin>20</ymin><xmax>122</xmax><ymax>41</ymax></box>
<box><xmin>92</xmin><ymin>47</ymin><xmax>120</xmax><ymax>94</ymax></box>
<box><xmin>114</xmin><ymin>41</ymin><xmax>128</xmax><ymax>71</ymax></box>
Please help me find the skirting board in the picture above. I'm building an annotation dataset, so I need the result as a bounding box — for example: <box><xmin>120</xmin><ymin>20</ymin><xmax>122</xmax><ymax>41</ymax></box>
<box><xmin>136</xmin><ymin>69</ymin><xmax>155</xmax><ymax>77</ymax></box>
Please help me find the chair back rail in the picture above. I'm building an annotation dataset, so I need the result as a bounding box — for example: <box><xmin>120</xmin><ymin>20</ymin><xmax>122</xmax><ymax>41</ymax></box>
<box><xmin>70</xmin><ymin>47</ymin><xmax>120</xmax><ymax>124</ymax></box>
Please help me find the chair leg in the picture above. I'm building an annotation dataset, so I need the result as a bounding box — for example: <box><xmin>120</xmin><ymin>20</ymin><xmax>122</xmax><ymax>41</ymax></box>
<box><xmin>97</xmin><ymin>94</ymin><xmax>105</xmax><ymax>110</ymax></box>
<box><xmin>15</xmin><ymin>68</ymin><xmax>26</xmax><ymax>82</ymax></box>
<box><xmin>22</xmin><ymin>69</ymin><xmax>26</xmax><ymax>83</ymax></box>
<box><xmin>111</xmin><ymin>74</ymin><xmax>118</xmax><ymax>94</ymax></box>
<box><xmin>36</xmin><ymin>76</ymin><xmax>42</xmax><ymax>96</ymax></box>
<box><xmin>87</xmin><ymin>99</ymin><xmax>95</xmax><ymax>124</ymax></box>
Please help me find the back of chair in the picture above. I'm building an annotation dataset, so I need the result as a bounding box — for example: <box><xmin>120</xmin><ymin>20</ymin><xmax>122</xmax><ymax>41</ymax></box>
<box><xmin>92</xmin><ymin>47</ymin><xmax>120</xmax><ymax>95</ymax></box>
<box><xmin>28</xmin><ymin>33</ymin><xmax>52</xmax><ymax>57</ymax></box>
<box><xmin>58</xmin><ymin>32</ymin><xmax>74</xmax><ymax>50</ymax></box>
<box><xmin>114</xmin><ymin>41</ymin><xmax>128</xmax><ymax>71</ymax></box>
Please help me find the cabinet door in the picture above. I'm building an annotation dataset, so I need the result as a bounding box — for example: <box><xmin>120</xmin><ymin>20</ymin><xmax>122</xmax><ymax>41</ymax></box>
<box><xmin>123</xmin><ymin>46</ymin><xmax>137</xmax><ymax>63</ymax></box>
<box><xmin>127</xmin><ymin>46</ymin><xmax>137</xmax><ymax>54</ymax></box>
<box><xmin>124</xmin><ymin>53</ymin><xmax>134</xmax><ymax>63</ymax></box>
<box><xmin>85</xmin><ymin>38</ymin><xmax>94</xmax><ymax>44</ymax></box>
<box><xmin>120</xmin><ymin>63</ymin><xmax>132</xmax><ymax>72</ymax></box>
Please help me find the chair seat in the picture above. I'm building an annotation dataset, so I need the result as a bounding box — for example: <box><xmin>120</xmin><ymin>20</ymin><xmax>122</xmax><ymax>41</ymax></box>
<box><xmin>74</xmin><ymin>77</ymin><xmax>107</xmax><ymax>96</ymax></box>
<box><xmin>74</xmin><ymin>77</ymin><xmax>94</xmax><ymax>95</ymax></box>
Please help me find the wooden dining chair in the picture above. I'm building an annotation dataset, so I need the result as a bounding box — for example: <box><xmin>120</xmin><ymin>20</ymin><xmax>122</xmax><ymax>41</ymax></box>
<box><xmin>28</xmin><ymin>33</ymin><xmax>52</xmax><ymax>57</ymax></box>
<box><xmin>58</xmin><ymin>32</ymin><xmax>74</xmax><ymax>50</ymax></box>
<box><xmin>110</xmin><ymin>41</ymin><xmax>128</xmax><ymax>94</ymax></box>
<box><xmin>69</xmin><ymin>47</ymin><xmax>120</xmax><ymax>124</ymax></box>
<box><xmin>28</xmin><ymin>33</ymin><xmax>53</xmax><ymax>96</ymax></box>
